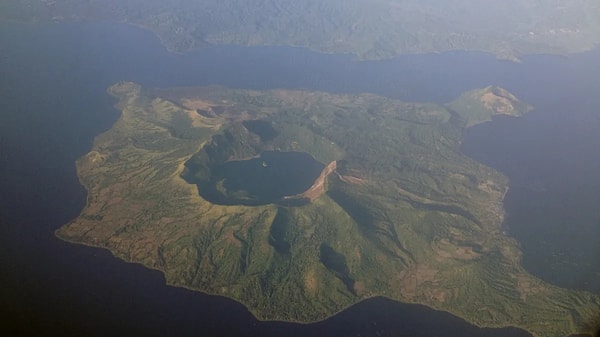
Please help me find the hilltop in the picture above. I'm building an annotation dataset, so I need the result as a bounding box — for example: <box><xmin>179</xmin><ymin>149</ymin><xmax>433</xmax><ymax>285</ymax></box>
<box><xmin>56</xmin><ymin>82</ymin><xmax>599</xmax><ymax>337</ymax></box>
<box><xmin>448</xmin><ymin>86</ymin><xmax>534</xmax><ymax>127</ymax></box>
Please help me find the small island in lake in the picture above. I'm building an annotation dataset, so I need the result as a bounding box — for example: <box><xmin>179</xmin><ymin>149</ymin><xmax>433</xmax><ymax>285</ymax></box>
<box><xmin>57</xmin><ymin>82</ymin><xmax>600</xmax><ymax>337</ymax></box>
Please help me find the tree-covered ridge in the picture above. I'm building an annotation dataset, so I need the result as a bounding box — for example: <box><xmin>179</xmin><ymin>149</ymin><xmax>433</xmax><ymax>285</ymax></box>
<box><xmin>2</xmin><ymin>0</ymin><xmax>600</xmax><ymax>60</ymax></box>
<box><xmin>56</xmin><ymin>82</ymin><xmax>599</xmax><ymax>337</ymax></box>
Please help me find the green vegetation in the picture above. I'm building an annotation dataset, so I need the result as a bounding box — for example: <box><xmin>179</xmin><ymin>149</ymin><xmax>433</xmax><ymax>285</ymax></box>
<box><xmin>56</xmin><ymin>82</ymin><xmax>599</xmax><ymax>337</ymax></box>
<box><xmin>448</xmin><ymin>86</ymin><xmax>534</xmax><ymax>127</ymax></box>
<box><xmin>3</xmin><ymin>0</ymin><xmax>600</xmax><ymax>60</ymax></box>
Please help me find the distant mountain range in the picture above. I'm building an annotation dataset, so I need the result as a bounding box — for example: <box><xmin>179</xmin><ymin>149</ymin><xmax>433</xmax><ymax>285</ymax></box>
<box><xmin>2</xmin><ymin>0</ymin><xmax>600</xmax><ymax>60</ymax></box>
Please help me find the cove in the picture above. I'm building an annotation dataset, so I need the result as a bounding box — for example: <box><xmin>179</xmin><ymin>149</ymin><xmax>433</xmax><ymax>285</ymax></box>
<box><xmin>1</xmin><ymin>21</ymin><xmax>599</xmax><ymax>336</ymax></box>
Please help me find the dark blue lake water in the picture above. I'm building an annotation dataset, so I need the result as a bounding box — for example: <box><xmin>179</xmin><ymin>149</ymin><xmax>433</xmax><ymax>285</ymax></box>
<box><xmin>1</xmin><ymin>22</ymin><xmax>598</xmax><ymax>336</ymax></box>
<box><xmin>186</xmin><ymin>151</ymin><xmax>325</xmax><ymax>206</ymax></box>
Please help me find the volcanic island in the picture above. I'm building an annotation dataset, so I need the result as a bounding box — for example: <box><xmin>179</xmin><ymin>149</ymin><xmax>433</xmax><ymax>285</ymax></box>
<box><xmin>57</xmin><ymin>82</ymin><xmax>600</xmax><ymax>337</ymax></box>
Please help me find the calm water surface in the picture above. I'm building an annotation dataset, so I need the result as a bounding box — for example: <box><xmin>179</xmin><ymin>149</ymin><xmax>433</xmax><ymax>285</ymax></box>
<box><xmin>187</xmin><ymin>151</ymin><xmax>325</xmax><ymax>206</ymax></box>
<box><xmin>1</xmin><ymin>22</ymin><xmax>599</xmax><ymax>336</ymax></box>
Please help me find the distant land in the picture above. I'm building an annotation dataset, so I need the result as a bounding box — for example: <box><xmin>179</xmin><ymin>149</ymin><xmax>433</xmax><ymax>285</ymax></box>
<box><xmin>2</xmin><ymin>0</ymin><xmax>600</xmax><ymax>60</ymax></box>
<box><xmin>57</xmin><ymin>82</ymin><xmax>600</xmax><ymax>337</ymax></box>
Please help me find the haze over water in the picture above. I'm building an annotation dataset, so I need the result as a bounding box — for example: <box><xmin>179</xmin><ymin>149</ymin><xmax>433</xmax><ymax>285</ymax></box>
<box><xmin>1</xmin><ymin>22</ymin><xmax>598</xmax><ymax>336</ymax></box>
